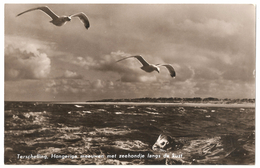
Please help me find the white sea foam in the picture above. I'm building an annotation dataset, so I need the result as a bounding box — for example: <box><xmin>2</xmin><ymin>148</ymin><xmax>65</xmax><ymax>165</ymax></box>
<box><xmin>113</xmin><ymin>140</ymin><xmax>149</xmax><ymax>151</ymax></box>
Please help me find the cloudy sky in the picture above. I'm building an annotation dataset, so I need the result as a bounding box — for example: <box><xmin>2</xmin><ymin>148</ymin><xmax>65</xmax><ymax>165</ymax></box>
<box><xmin>4</xmin><ymin>3</ymin><xmax>255</xmax><ymax>101</ymax></box>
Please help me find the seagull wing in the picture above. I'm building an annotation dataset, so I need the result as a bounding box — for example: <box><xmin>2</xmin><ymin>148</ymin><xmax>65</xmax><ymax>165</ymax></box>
<box><xmin>70</xmin><ymin>12</ymin><xmax>90</xmax><ymax>29</ymax></box>
<box><xmin>17</xmin><ymin>6</ymin><xmax>59</xmax><ymax>20</ymax></box>
<box><xmin>159</xmin><ymin>64</ymin><xmax>176</xmax><ymax>77</ymax></box>
<box><xmin>116</xmin><ymin>55</ymin><xmax>150</xmax><ymax>67</ymax></box>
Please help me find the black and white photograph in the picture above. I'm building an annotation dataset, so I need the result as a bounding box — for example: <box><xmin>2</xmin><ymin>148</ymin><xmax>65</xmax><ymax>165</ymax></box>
<box><xmin>4</xmin><ymin>3</ymin><xmax>256</xmax><ymax>165</ymax></box>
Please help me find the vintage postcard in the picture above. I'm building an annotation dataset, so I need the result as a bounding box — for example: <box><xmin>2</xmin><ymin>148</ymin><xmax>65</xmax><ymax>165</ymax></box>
<box><xmin>4</xmin><ymin>4</ymin><xmax>255</xmax><ymax>165</ymax></box>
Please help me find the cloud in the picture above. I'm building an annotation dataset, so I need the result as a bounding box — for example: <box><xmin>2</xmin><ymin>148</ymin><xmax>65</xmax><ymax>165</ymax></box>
<box><xmin>43</xmin><ymin>78</ymin><xmax>117</xmax><ymax>100</ymax></box>
<box><xmin>90</xmin><ymin>79</ymin><xmax>105</xmax><ymax>89</ymax></box>
<box><xmin>194</xmin><ymin>79</ymin><xmax>255</xmax><ymax>98</ymax></box>
<box><xmin>222</xmin><ymin>66</ymin><xmax>255</xmax><ymax>82</ymax></box>
<box><xmin>72</xmin><ymin>57</ymin><xmax>97</xmax><ymax>68</ymax></box>
<box><xmin>45</xmin><ymin>79</ymin><xmax>82</xmax><ymax>95</ymax></box>
<box><xmin>72</xmin><ymin>50</ymin><xmax>171</xmax><ymax>83</ymax></box>
<box><xmin>87</xmin><ymin>79</ymin><xmax>115</xmax><ymax>91</ymax></box>
<box><xmin>5</xmin><ymin>4</ymin><xmax>255</xmax><ymax>101</ymax></box>
<box><xmin>59</xmin><ymin>70</ymin><xmax>83</xmax><ymax>79</ymax></box>
<box><xmin>5</xmin><ymin>36</ymin><xmax>51</xmax><ymax>80</ymax></box>
<box><xmin>179</xmin><ymin>19</ymin><xmax>240</xmax><ymax>38</ymax></box>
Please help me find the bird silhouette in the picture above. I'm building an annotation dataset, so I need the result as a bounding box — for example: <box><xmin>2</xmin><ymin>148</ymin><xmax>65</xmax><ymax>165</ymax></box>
<box><xmin>116</xmin><ymin>55</ymin><xmax>176</xmax><ymax>77</ymax></box>
<box><xmin>16</xmin><ymin>6</ymin><xmax>90</xmax><ymax>29</ymax></box>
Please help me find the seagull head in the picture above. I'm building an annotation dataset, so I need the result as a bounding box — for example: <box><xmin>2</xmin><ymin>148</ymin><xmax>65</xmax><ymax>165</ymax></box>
<box><xmin>59</xmin><ymin>16</ymin><xmax>71</xmax><ymax>22</ymax></box>
<box><xmin>154</xmin><ymin>64</ymin><xmax>160</xmax><ymax>73</ymax></box>
<box><xmin>65</xmin><ymin>16</ymin><xmax>72</xmax><ymax>21</ymax></box>
<box><xmin>155</xmin><ymin>67</ymin><xmax>160</xmax><ymax>73</ymax></box>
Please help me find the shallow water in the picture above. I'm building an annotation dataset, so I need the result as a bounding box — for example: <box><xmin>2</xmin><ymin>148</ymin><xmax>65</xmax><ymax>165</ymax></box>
<box><xmin>4</xmin><ymin>102</ymin><xmax>255</xmax><ymax>165</ymax></box>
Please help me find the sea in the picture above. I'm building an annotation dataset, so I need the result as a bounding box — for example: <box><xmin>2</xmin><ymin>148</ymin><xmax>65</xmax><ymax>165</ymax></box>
<box><xmin>4</xmin><ymin>101</ymin><xmax>255</xmax><ymax>165</ymax></box>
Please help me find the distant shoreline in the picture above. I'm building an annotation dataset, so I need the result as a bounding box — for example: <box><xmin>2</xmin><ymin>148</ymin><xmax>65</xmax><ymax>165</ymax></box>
<box><xmin>8</xmin><ymin>101</ymin><xmax>254</xmax><ymax>108</ymax></box>
<box><xmin>67</xmin><ymin>102</ymin><xmax>255</xmax><ymax>108</ymax></box>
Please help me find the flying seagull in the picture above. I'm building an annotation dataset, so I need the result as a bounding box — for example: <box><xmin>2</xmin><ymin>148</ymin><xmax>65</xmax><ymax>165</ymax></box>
<box><xmin>116</xmin><ymin>55</ymin><xmax>176</xmax><ymax>77</ymax></box>
<box><xmin>16</xmin><ymin>6</ymin><xmax>90</xmax><ymax>29</ymax></box>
